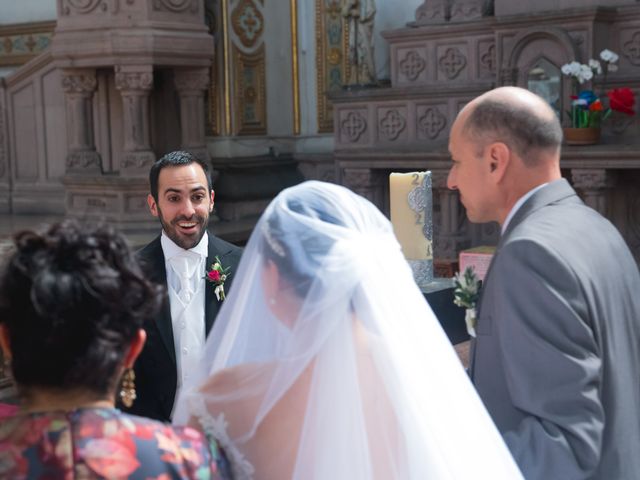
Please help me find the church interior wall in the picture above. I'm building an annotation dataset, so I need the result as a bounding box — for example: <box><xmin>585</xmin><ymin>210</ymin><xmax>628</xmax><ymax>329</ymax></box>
<box><xmin>0</xmin><ymin>0</ymin><xmax>56</xmax><ymax>25</ymax></box>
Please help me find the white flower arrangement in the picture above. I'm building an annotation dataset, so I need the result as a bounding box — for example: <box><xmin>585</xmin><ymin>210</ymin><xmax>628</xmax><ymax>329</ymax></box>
<box><xmin>453</xmin><ymin>266</ymin><xmax>481</xmax><ymax>338</ymax></box>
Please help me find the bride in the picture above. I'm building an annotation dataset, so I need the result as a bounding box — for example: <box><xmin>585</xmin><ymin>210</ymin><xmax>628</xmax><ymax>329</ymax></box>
<box><xmin>173</xmin><ymin>181</ymin><xmax>523</xmax><ymax>479</ymax></box>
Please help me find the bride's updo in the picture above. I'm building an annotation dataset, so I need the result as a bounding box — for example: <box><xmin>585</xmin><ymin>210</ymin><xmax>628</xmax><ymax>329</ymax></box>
<box><xmin>261</xmin><ymin>184</ymin><xmax>346</xmax><ymax>297</ymax></box>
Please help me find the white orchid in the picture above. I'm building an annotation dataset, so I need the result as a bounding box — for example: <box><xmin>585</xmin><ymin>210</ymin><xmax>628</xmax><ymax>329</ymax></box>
<box><xmin>600</xmin><ymin>49</ymin><xmax>619</xmax><ymax>63</ymax></box>
<box><xmin>577</xmin><ymin>64</ymin><xmax>594</xmax><ymax>83</ymax></box>
<box><xmin>561</xmin><ymin>61</ymin><xmax>581</xmax><ymax>76</ymax></box>
<box><xmin>588</xmin><ymin>59</ymin><xmax>602</xmax><ymax>75</ymax></box>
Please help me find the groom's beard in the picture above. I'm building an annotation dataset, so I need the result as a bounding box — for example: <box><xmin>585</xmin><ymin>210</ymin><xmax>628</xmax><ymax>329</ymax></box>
<box><xmin>157</xmin><ymin>206</ymin><xmax>209</xmax><ymax>250</ymax></box>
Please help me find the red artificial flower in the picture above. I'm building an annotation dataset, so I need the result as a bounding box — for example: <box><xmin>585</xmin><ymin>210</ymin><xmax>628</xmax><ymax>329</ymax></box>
<box><xmin>589</xmin><ymin>99</ymin><xmax>603</xmax><ymax>111</ymax></box>
<box><xmin>207</xmin><ymin>270</ymin><xmax>221</xmax><ymax>282</ymax></box>
<box><xmin>608</xmin><ymin>87</ymin><xmax>636</xmax><ymax>115</ymax></box>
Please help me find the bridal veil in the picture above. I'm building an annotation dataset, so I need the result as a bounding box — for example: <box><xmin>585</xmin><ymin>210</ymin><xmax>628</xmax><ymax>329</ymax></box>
<box><xmin>173</xmin><ymin>181</ymin><xmax>522</xmax><ymax>479</ymax></box>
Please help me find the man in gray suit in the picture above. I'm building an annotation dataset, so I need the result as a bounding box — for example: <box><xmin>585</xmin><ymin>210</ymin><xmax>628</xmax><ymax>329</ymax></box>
<box><xmin>447</xmin><ymin>86</ymin><xmax>640</xmax><ymax>479</ymax></box>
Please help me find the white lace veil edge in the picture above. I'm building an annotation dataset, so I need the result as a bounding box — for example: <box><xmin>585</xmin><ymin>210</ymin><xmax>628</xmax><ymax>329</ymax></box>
<box><xmin>173</xmin><ymin>180</ymin><xmax>523</xmax><ymax>479</ymax></box>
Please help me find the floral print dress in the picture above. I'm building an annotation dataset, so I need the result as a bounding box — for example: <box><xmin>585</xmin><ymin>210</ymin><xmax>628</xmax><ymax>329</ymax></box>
<box><xmin>0</xmin><ymin>407</ymin><xmax>232</xmax><ymax>479</ymax></box>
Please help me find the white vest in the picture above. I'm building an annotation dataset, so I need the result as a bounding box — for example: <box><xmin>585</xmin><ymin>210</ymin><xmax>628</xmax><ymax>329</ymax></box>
<box><xmin>160</xmin><ymin>232</ymin><xmax>208</xmax><ymax>415</ymax></box>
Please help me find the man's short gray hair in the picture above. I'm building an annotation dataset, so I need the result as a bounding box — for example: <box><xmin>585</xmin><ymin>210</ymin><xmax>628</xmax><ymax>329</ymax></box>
<box><xmin>463</xmin><ymin>97</ymin><xmax>562</xmax><ymax>166</ymax></box>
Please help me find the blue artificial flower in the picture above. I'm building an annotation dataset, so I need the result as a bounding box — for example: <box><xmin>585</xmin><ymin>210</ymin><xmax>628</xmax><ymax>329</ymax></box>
<box><xmin>578</xmin><ymin>90</ymin><xmax>598</xmax><ymax>105</ymax></box>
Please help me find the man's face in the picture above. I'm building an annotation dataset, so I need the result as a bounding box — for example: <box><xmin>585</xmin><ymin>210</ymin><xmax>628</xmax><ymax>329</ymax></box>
<box><xmin>147</xmin><ymin>163</ymin><xmax>214</xmax><ymax>250</ymax></box>
<box><xmin>447</xmin><ymin>116</ymin><xmax>496</xmax><ymax>224</ymax></box>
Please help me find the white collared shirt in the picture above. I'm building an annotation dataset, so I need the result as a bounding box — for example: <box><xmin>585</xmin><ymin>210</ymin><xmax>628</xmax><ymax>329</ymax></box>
<box><xmin>501</xmin><ymin>183</ymin><xmax>548</xmax><ymax>234</ymax></box>
<box><xmin>160</xmin><ymin>231</ymin><xmax>209</xmax><ymax>413</ymax></box>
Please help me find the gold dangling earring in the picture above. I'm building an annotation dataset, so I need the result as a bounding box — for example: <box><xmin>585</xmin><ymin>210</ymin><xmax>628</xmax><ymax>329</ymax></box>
<box><xmin>120</xmin><ymin>368</ymin><xmax>136</xmax><ymax>408</ymax></box>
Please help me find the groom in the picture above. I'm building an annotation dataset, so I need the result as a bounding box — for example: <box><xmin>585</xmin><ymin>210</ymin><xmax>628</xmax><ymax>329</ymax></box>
<box><xmin>121</xmin><ymin>151</ymin><xmax>242</xmax><ymax>422</ymax></box>
<box><xmin>447</xmin><ymin>87</ymin><xmax>640</xmax><ymax>479</ymax></box>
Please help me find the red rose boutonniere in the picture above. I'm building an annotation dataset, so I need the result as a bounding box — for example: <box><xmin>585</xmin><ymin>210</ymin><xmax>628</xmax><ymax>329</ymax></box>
<box><xmin>205</xmin><ymin>256</ymin><xmax>231</xmax><ymax>301</ymax></box>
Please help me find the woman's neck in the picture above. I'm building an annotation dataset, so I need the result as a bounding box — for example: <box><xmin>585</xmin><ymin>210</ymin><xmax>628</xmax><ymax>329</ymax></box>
<box><xmin>20</xmin><ymin>388</ymin><xmax>114</xmax><ymax>414</ymax></box>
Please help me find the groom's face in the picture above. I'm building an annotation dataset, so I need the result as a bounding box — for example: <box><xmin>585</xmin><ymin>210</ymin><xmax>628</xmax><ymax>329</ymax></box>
<box><xmin>147</xmin><ymin>163</ymin><xmax>214</xmax><ymax>250</ymax></box>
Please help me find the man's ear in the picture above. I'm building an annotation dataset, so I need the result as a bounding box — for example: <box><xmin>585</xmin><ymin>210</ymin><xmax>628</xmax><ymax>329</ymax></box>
<box><xmin>209</xmin><ymin>190</ymin><xmax>215</xmax><ymax>213</ymax></box>
<box><xmin>0</xmin><ymin>324</ymin><xmax>11</xmax><ymax>360</ymax></box>
<box><xmin>147</xmin><ymin>194</ymin><xmax>159</xmax><ymax>217</ymax></box>
<box><xmin>486</xmin><ymin>142</ymin><xmax>510</xmax><ymax>183</ymax></box>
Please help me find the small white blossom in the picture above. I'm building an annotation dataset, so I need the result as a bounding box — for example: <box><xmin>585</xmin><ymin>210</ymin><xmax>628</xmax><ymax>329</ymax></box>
<box><xmin>588</xmin><ymin>59</ymin><xmax>602</xmax><ymax>75</ymax></box>
<box><xmin>600</xmin><ymin>49</ymin><xmax>619</xmax><ymax>63</ymax></box>
<box><xmin>577</xmin><ymin>64</ymin><xmax>594</xmax><ymax>84</ymax></box>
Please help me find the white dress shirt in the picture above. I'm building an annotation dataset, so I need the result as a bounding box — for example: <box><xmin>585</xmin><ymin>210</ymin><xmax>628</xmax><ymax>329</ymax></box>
<box><xmin>160</xmin><ymin>231</ymin><xmax>209</xmax><ymax>412</ymax></box>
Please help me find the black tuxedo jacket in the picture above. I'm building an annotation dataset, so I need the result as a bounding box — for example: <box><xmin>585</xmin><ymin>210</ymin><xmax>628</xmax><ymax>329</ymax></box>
<box><xmin>120</xmin><ymin>234</ymin><xmax>242</xmax><ymax>422</ymax></box>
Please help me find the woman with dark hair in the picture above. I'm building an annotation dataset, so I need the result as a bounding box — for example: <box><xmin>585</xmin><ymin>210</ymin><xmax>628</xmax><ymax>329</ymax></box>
<box><xmin>173</xmin><ymin>181</ymin><xmax>523</xmax><ymax>479</ymax></box>
<box><xmin>0</xmin><ymin>220</ymin><xmax>232</xmax><ymax>479</ymax></box>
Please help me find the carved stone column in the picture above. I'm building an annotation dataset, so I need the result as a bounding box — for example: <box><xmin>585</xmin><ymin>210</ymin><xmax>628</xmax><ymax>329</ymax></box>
<box><xmin>115</xmin><ymin>65</ymin><xmax>155</xmax><ymax>175</ymax></box>
<box><xmin>61</xmin><ymin>69</ymin><xmax>102</xmax><ymax>174</ymax></box>
<box><xmin>174</xmin><ymin>68</ymin><xmax>210</xmax><ymax>162</ymax></box>
<box><xmin>571</xmin><ymin>169</ymin><xmax>614</xmax><ymax>217</ymax></box>
<box><xmin>432</xmin><ymin>169</ymin><xmax>468</xmax><ymax>259</ymax></box>
<box><xmin>342</xmin><ymin>168</ymin><xmax>384</xmax><ymax>208</ymax></box>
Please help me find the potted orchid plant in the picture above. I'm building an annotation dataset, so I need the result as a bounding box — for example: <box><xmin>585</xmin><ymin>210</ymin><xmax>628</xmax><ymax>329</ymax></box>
<box><xmin>561</xmin><ymin>49</ymin><xmax>636</xmax><ymax>144</ymax></box>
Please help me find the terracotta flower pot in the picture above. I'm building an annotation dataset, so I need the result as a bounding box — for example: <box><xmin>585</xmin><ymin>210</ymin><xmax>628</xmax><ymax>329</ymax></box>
<box><xmin>563</xmin><ymin>127</ymin><xmax>601</xmax><ymax>146</ymax></box>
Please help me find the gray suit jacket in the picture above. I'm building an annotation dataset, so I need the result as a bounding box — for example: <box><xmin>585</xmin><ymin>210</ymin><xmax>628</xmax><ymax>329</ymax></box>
<box><xmin>471</xmin><ymin>178</ymin><xmax>640</xmax><ymax>480</ymax></box>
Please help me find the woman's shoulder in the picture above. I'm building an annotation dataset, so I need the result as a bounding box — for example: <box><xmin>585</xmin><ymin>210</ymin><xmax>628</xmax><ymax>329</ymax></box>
<box><xmin>0</xmin><ymin>408</ymin><xmax>231</xmax><ymax>480</ymax></box>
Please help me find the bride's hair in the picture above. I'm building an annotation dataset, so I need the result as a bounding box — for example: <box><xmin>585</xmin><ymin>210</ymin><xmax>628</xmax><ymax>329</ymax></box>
<box><xmin>261</xmin><ymin>192</ymin><xmax>347</xmax><ymax>297</ymax></box>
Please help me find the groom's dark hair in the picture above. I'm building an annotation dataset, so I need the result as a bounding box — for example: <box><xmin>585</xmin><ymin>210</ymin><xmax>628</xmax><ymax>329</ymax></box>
<box><xmin>149</xmin><ymin>150</ymin><xmax>212</xmax><ymax>201</ymax></box>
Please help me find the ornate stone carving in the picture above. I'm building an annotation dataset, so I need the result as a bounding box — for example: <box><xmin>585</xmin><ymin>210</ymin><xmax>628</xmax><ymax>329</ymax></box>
<box><xmin>341</xmin><ymin>111</ymin><xmax>367</xmax><ymax>143</ymax></box>
<box><xmin>121</xmin><ymin>152</ymin><xmax>155</xmax><ymax>170</ymax></box>
<box><xmin>499</xmin><ymin>67</ymin><xmax>518</xmax><ymax>86</ymax></box>
<box><xmin>450</xmin><ymin>0</ymin><xmax>493</xmax><ymax>21</ymax></box>
<box><xmin>571</xmin><ymin>169</ymin><xmax>612</xmax><ymax>190</ymax></box>
<box><xmin>152</xmin><ymin>0</ymin><xmax>197</xmax><ymax>13</ymax></box>
<box><xmin>61</xmin><ymin>0</ymin><xmax>105</xmax><ymax>15</ymax></box>
<box><xmin>66</xmin><ymin>151</ymin><xmax>102</xmax><ymax>171</ymax></box>
<box><xmin>399</xmin><ymin>50</ymin><xmax>427</xmax><ymax>81</ymax></box>
<box><xmin>415</xmin><ymin>0</ymin><xmax>449</xmax><ymax>24</ymax></box>
<box><xmin>623</xmin><ymin>31</ymin><xmax>640</xmax><ymax>66</ymax></box>
<box><xmin>418</xmin><ymin>107</ymin><xmax>447</xmax><ymax>139</ymax></box>
<box><xmin>571</xmin><ymin>168</ymin><xmax>614</xmax><ymax>216</ymax></box>
<box><xmin>438</xmin><ymin>47</ymin><xmax>467</xmax><ymax>80</ymax></box>
<box><xmin>232</xmin><ymin>0</ymin><xmax>264</xmax><ymax>49</ymax></box>
<box><xmin>479</xmin><ymin>43</ymin><xmax>496</xmax><ymax>76</ymax></box>
<box><xmin>379</xmin><ymin>109</ymin><xmax>406</xmax><ymax>141</ymax></box>
<box><xmin>61</xmin><ymin>73</ymin><xmax>97</xmax><ymax>94</ymax></box>
<box><xmin>174</xmin><ymin>69</ymin><xmax>210</xmax><ymax>92</ymax></box>
<box><xmin>115</xmin><ymin>67</ymin><xmax>153</xmax><ymax>92</ymax></box>
<box><xmin>342</xmin><ymin>168</ymin><xmax>384</xmax><ymax>205</ymax></box>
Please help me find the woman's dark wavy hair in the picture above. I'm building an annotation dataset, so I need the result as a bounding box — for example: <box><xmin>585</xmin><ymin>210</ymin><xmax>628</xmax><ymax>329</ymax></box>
<box><xmin>0</xmin><ymin>220</ymin><xmax>163</xmax><ymax>397</ymax></box>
